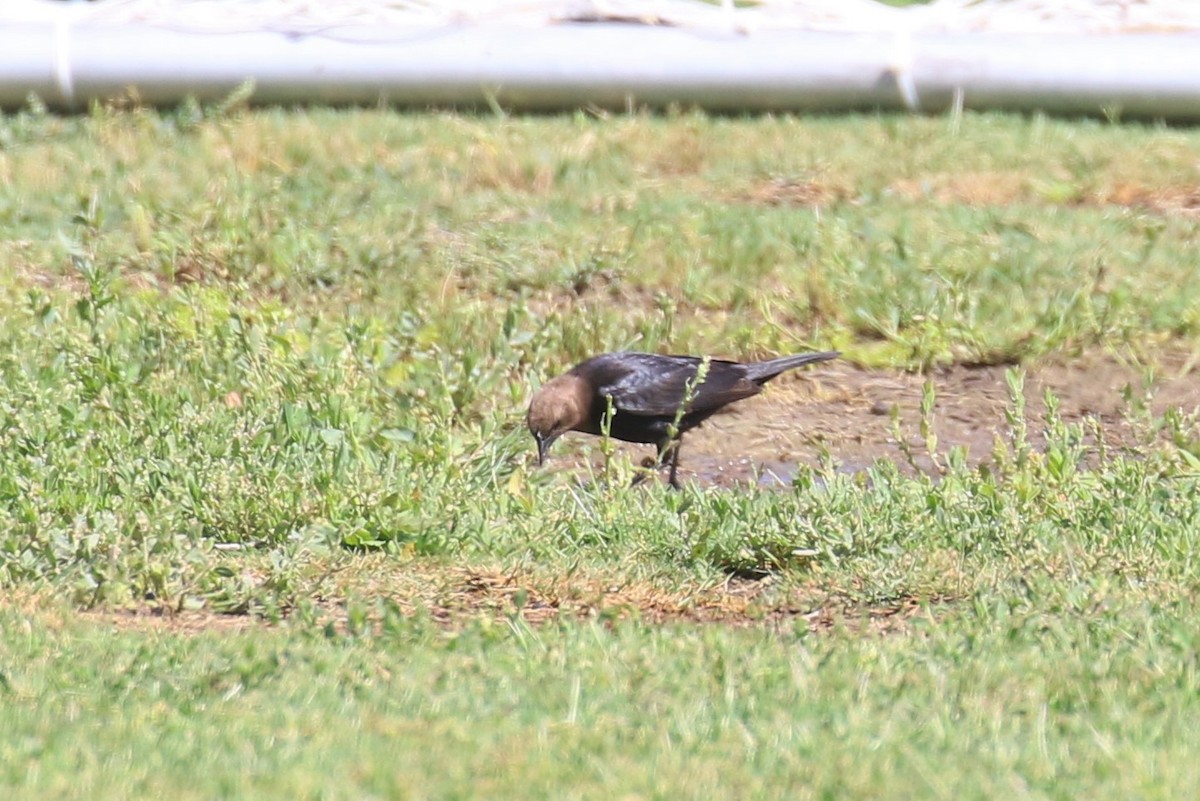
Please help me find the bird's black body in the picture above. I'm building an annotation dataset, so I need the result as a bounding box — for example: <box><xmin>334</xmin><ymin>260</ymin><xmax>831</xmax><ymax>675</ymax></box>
<box><xmin>565</xmin><ymin>350</ymin><xmax>839</xmax><ymax>484</ymax></box>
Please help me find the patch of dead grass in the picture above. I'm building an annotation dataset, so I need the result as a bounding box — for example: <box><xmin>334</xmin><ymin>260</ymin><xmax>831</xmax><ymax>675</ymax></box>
<box><xmin>735</xmin><ymin>176</ymin><xmax>851</xmax><ymax>208</ymax></box>
<box><xmin>1091</xmin><ymin>182</ymin><xmax>1200</xmax><ymax>215</ymax></box>
<box><xmin>889</xmin><ymin>170</ymin><xmax>1031</xmax><ymax>206</ymax></box>
<box><xmin>338</xmin><ymin>562</ymin><xmax>951</xmax><ymax>635</ymax></box>
<box><xmin>60</xmin><ymin>560</ymin><xmax>949</xmax><ymax>637</ymax></box>
<box><xmin>83</xmin><ymin>607</ymin><xmax>262</xmax><ymax>635</ymax></box>
<box><xmin>886</xmin><ymin>172</ymin><xmax>1200</xmax><ymax>216</ymax></box>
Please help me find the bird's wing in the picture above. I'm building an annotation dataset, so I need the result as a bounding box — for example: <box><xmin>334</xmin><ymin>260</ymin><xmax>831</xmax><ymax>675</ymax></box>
<box><xmin>592</xmin><ymin>354</ymin><xmax>762</xmax><ymax>418</ymax></box>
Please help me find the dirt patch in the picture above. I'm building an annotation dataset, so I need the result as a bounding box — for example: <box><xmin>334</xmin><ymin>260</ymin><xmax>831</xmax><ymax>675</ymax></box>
<box><xmin>559</xmin><ymin>350</ymin><xmax>1200</xmax><ymax>486</ymax></box>
<box><xmin>737</xmin><ymin>176</ymin><xmax>851</xmax><ymax>208</ymax></box>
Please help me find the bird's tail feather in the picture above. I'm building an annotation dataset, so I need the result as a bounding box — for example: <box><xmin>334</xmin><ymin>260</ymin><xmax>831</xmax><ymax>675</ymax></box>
<box><xmin>744</xmin><ymin>351</ymin><xmax>840</xmax><ymax>383</ymax></box>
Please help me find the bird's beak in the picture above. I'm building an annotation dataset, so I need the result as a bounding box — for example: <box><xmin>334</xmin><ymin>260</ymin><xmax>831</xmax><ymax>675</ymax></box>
<box><xmin>535</xmin><ymin>432</ymin><xmax>557</xmax><ymax>466</ymax></box>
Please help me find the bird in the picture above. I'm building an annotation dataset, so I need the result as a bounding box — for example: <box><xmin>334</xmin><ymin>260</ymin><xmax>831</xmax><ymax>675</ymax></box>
<box><xmin>526</xmin><ymin>350</ymin><xmax>839</xmax><ymax>487</ymax></box>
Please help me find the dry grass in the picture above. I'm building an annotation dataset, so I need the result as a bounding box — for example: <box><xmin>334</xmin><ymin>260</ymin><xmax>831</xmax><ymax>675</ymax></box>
<box><xmin>67</xmin><ymin>558</ymin><xmax>950</xmax><ymax>637</ymax></box>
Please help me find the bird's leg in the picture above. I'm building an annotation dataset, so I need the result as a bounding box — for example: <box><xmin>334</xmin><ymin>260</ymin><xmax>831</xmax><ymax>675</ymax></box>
<box><xmin>661</xmin><ymin>439</ymin><xmax>682</xmax><ymax>490</ymax></box>
<box><xmin>632</xmin><ymin>441</ymin><xmax>682</xmax><ymax>489</ymax></box>
<box><xmin>668</xmin><ymin>441</ymin><xmax>683</xmax><ymax>489</ymax></box>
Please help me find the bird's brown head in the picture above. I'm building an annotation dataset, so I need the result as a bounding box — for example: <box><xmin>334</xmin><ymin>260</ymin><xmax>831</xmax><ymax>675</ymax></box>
<box><xmin>526</xmin><ymin>374</ymin><xmax>588</xmax><ymax>465</ymax></box>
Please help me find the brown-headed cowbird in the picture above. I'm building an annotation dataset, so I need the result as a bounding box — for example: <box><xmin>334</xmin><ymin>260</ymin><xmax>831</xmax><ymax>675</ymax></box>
<box><xmin>527</xmin><ymin>350</ymin><xmax>839</xmax><ymax>486</ymax></box>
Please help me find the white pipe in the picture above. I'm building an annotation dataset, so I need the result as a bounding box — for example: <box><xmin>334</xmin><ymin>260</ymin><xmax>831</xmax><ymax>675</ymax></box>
<box><xmin>1</xmin><ymin>23</ymin><xmax>1199</xmax><ymax>119</ymax></box>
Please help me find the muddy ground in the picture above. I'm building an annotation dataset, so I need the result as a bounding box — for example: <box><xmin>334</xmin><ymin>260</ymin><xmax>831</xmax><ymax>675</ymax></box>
<box><xmin>565</xmin><ymin>350</ymin><xmax>1200</xmax><ymax>487</ymax></box>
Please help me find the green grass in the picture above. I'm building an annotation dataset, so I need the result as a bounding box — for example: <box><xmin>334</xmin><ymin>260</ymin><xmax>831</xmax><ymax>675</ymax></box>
<box><xmin>2</xmin><ymin>101</ymin><xmax>1200</xmax><ymax>797</ymax></box>
<box><xmin>7</xmin><ymin>596</ymin><xmax>1200</xmax><ymax>800</ymax></box>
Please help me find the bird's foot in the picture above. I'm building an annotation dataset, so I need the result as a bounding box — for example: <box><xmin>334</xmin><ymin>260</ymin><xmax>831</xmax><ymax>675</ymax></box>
<box><xmin>628</xmin><ymin>456</ymin><xmax>685</xmax><ymax>489</ymax></box>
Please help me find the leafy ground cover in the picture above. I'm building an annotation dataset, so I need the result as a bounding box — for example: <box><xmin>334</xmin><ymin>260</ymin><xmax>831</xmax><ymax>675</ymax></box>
<box><xmin>1</xmin><ymin>100</ymin><xmax>1199</xmax><ymax>798</ymax></box>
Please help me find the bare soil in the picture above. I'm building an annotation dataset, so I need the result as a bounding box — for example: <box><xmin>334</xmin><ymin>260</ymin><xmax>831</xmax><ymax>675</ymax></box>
<box><xmin>568</xmin><ymin>350</ymin><xmax>1200</xmax><ymax>487</ymax></box>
